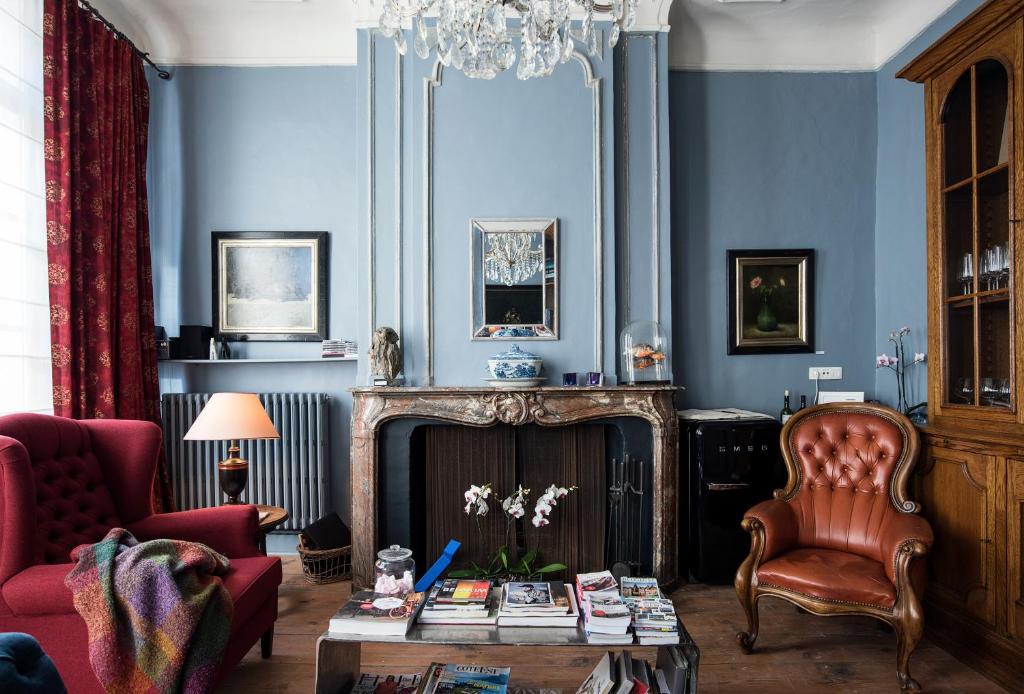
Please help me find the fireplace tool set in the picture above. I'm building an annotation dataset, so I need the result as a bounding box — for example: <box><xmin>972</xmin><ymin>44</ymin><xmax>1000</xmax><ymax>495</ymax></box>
<box><xmin>606</xmin><ymin>454</ymin><xmax>646</xmax><ymax>578</ymax></box>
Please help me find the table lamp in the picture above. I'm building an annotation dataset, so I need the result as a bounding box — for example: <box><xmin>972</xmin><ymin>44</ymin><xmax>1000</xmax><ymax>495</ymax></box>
<box><xmin>183</xmin><ymin>393</ymin><xmax>280</xmax><ymax>504</ymax></box>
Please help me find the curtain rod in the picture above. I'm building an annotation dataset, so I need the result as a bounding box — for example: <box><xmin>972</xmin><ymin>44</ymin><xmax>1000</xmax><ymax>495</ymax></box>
<box><xmin>78</xmin><ymin>0</ymin><xmax>171</xmax><ymax>80</ymax></box>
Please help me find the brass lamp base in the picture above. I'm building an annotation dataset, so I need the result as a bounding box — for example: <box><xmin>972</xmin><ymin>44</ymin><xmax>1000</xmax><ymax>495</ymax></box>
<box><xmin>218</xmin><ymin>440</ymin><xmax>249</xmax><ymax>504</ymax></box>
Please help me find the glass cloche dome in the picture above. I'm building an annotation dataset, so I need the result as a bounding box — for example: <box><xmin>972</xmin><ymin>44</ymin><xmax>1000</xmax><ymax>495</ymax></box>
<box><xmin>620</xmin><ymin>320</ymin><xmax>671</xmax><ymax>385</ymax></box>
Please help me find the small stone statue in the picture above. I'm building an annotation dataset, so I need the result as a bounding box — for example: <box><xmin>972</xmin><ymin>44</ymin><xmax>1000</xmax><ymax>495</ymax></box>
<box><xmin>369</xmin><ymin>326</ymin><xmax>402</xmax><ymax>383</ymax></box>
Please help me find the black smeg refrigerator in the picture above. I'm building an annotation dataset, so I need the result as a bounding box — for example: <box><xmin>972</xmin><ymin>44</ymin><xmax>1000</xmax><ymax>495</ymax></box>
<box><xmin>678</xmin><ymin>410</ymin><xmax>785</xmax><ymax>584</ymax></box>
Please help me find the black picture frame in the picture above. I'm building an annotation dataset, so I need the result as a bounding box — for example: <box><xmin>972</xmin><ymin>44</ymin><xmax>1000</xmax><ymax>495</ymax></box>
<box><xmin>212</xmin><ymin>231</ymin><xmax>329</xmax><ymax>342</ymax></box>
<box><xmin>727</xmin><ymin>249</ymin><xmax>815</xmax><ymax>355</ymax></box>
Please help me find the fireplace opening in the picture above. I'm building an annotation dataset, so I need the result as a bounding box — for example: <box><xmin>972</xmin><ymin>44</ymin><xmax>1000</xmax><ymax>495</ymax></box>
<box><xmin>377</xmin><ymin>418</ymin><xmax>655</xmax><ymax>580</ymax></box>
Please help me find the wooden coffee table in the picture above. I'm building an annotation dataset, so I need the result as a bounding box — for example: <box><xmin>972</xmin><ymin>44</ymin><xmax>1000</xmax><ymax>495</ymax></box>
<box><xmin>255</xmin><ymin>504</ymin><xmax>288</xmax><ymax>554</ymax></box>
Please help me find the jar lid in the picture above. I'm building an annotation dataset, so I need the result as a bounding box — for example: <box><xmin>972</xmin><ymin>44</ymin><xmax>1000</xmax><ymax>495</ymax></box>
<box><xmin>490</xmin><ymin>343</ymin><xmax>540</xmax><ymax>361</ymax></box>
<box><xmin>377</xmin><ymin>544</ymin><xmax>412</xmax><ymax>561</ymax></box>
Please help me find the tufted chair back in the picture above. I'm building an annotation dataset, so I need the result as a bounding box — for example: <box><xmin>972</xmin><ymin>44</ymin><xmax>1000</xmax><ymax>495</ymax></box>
<box><xmin>0</xmin><ymin>414</ymin><xmax>123</xmax><ymax>565</ymax></box>
<box><xmin>778</xmin><ymin>403</ymin><xmax>921</xmax><ymax>564</ymax></box>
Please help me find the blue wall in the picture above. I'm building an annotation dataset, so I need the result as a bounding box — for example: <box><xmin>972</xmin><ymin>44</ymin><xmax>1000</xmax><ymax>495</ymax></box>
<box><xmin>147</xmin><ymin>66</ymin><xmax>361</xmax><ymax>534</ymax></box>
<box><xmin>874</xmin><ymin>0</ymin><xmax>986</xmax><ymax>407</ymax></box>
<box><xmin>669</xmin><ymin>71</ymin><xmax>878</xmax><ymax>415</ymax></box>
<box><xmin>354</xmin><ymin>30</ymin><xmax>673</xmax><ymax>387</ymax></box>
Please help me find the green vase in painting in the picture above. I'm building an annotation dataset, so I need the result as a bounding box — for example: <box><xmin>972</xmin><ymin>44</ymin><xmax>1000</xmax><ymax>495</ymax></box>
<box><xmin>756</xmin><ymin>297</ymin><xmax>778</xmax><ymax>332</ymax></box>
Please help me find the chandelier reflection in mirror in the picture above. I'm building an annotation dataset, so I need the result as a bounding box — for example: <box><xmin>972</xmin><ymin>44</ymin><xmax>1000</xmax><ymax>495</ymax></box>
<box><xmin>484</xmin><ymin>232</ymin><xmax>544</xmax><ymax>286</ymax></box>
<box><xmin>373</xmin><ymin>0</ymin><xmax>639</xmax><ymax>80</ymax></box>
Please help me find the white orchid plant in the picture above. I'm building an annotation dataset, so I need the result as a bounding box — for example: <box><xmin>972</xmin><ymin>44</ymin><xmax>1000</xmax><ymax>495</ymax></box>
<box><xmin>451</xmin><ymin>481</ymin><xmax>578</xmax><ymax>581</ymax></box>
<box><xmin>876</xmin><ymin>326</ymin><xmax>927</xmax><ymax>418</ymax></box>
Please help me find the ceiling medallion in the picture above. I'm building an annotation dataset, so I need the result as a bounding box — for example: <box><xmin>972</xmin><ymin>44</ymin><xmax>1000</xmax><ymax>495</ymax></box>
<box><xmin>372</xmin><ymin>0</ymin><xmax>638</xmax><ymax>79</ymax></box>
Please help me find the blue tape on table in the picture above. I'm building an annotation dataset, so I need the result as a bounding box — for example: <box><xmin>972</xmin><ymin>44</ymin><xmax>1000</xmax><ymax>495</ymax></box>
<box><xmin>414</xmin><ymin>539</ymin><xmax>461</xmax><ymax>593</ymax></box>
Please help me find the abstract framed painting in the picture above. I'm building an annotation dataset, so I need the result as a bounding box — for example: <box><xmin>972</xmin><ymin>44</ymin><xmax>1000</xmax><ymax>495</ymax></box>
<box><xmin>212</xmin><ymin>231</ymin><xmax>329</xmax><ymax>342</ymax></box>
<box><xmin>727</xmin><ymin>249</ymin><xmax>815</xmax><ymax>355</ymax></box>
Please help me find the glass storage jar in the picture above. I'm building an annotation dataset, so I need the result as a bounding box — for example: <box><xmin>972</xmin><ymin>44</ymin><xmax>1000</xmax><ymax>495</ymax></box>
<box><xmin>374</xmin><ymin>544</ymin><xmax>416</xmax><ymax>595</ymax></box>
<box><xmin>620</xmin><ymin>320</ymin><xmax>672</xmax><ymax>384</ymax></box>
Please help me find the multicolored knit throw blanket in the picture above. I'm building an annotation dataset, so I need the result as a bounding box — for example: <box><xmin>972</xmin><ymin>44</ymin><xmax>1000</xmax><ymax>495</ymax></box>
<box><xmin>65</xmin><ymin>528</ymin><xmax>234</xmax><ymax>694</ymax></box>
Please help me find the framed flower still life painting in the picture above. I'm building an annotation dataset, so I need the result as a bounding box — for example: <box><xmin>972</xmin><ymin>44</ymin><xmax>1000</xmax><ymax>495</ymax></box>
<box><xmin>212</xmin><ymin>231</ymin><xmax>329</xmax><ymax>341</ymax></box>
<box><xmin>727</xmin><ymin>249</ymin><xmax>815</xmax><ymax>355</ymax></box>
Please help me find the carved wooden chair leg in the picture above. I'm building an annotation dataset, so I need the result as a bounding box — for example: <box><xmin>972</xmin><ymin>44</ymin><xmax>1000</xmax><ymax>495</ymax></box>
<box><xmin>895</xmin><ymin>621</ymin><xmax>922</xmax><ymax>693</ymax></box>
<box><xmin>261</xmin><ymin>625</ymin><xmax>275</xmax><ymax>659</ymax></box>
<box><xmin>892</xmin><ymin>540</ymin><xmax>927</xmax><ymax>694</ymax></box>
<box><xmin>735</xmin><ymin>516</ymin><xmax>765</xmax><ymax>654</ymax></box>
<box><xmin>736</xmin><ymin>593</ymin><xmax>759</xmax><ymax>654</ymax></box>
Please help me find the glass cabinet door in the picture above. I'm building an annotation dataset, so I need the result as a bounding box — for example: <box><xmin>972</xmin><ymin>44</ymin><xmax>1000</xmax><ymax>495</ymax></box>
<box><xmin>941</xmin><ymin>57</ymin><xmax>1014</xmax><ymax>411</ymax></box>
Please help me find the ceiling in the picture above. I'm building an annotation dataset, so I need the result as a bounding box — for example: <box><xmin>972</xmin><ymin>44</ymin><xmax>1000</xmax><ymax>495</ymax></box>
<box><xmin>89</xmin><ymin>0</ymin><xmax>963</xmax><ymax>72</ymax></box>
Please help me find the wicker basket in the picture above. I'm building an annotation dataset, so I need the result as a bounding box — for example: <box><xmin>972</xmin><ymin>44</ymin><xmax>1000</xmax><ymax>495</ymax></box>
<box><xmin>297</xmin><ymin>535</ymin><xmax>352</xmax><ymax>584</ymax></box>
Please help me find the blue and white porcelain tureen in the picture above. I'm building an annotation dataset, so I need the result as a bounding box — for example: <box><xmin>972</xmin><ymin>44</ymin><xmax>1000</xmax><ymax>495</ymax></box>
<box><xmin>487</xmin><ymin>344</ymin><xmax>543</xmax><ymax>380</ymax></box>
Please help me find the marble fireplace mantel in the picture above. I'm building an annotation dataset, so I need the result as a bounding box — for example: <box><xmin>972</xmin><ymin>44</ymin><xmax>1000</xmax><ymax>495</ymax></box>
<box><xmin>349</xmin><ymin>385</ymin><xmax>679</xmax><ymax>587</ymax></box>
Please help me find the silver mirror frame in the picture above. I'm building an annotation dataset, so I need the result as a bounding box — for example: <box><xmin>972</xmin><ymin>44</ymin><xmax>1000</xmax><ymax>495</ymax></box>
<box><xmin>470</xmin><ymin>217</ymin><xmax>559</xmax><ymax>341</ymax></box>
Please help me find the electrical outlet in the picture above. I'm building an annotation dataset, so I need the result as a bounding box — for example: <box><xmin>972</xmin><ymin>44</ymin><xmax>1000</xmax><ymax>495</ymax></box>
<box><xmin>809</xmin><ymin>367</ymin><xmax>842</xmax><ymax>381</ymax></box>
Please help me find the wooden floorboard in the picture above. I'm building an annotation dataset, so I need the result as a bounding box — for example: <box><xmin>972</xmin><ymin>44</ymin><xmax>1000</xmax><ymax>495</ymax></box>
<box><xmin>219</xmin><ymin>557</ymin><xmax>1007</xmax><ymax>693</ymax></box>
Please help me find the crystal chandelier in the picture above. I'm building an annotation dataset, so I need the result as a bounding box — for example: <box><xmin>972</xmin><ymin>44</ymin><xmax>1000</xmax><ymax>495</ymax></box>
<box><xmin>484</xmin><ymin>233</ymin><xmax>545</xmax><ymax>286</ymax></box>
<box><xmin>374</xmin><ymin>0</ymin><xmax>639</xmax><ymax>80</ymax></box>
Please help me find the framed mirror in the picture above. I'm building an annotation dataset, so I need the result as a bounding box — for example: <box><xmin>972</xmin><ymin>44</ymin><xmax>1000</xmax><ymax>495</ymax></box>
<box><xmin>471</xmin><ymin>218</ymin><xmax>558</xmax><ymax>340</ymax></box>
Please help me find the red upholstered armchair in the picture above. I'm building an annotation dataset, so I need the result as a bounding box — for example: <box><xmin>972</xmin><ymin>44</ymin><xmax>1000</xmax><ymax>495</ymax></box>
<box><xmin>735</xmin><ymin>403</ymin><xmax>933</xmax><ymax>694</ymax></box>
<box><xmin>0</xmin><ymin>413</ymin><xmax>282</xmax><ymax>692</ymax></box>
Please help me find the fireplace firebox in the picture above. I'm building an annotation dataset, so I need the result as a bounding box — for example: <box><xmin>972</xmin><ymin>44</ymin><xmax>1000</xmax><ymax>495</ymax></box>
<box><xmin>349</xmin><ymin>386</ymin><xmax>678</xmax><ymax>588</ymax></box>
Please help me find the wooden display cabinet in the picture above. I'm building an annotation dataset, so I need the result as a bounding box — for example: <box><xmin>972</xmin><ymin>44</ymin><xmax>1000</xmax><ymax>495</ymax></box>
<box><xmin>899</xmin><ymin>1</ymin><xmax>1024</xmax><ymax>688</ymax></box>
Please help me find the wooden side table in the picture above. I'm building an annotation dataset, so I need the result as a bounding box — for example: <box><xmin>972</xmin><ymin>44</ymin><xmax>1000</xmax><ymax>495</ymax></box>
<box><xmin>255</xmin><ymin>504</ymin><xmax>288</xmax><ymax>554</ymax></box>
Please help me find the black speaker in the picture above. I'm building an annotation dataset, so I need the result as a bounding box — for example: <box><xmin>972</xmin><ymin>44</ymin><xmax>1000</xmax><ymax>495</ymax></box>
<box><xmin>179</xmin><ymin>325</ymin><xmax>212</xmax><ymax>360</ymax></box>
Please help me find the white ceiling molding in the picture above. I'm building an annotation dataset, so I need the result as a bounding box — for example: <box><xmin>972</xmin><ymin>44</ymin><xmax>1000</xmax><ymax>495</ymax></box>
<box><xmin>89</xmin><ymin>0</ymin><xmax>362</xmax><ymax>67</ymax></box>
<box><xmin>90</xmin><ymin>0</ymin><xmax>960</xmax><ymax>71</ymax></box>
<box><xmin>668</xmin><ymin>0</ymin><xmax>960</xmax><ymax>72</ymax></box>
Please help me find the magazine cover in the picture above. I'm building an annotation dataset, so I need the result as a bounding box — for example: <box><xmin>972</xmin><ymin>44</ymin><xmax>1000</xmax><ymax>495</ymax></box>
<box><xmin>331</xmin><ymin>591</ymin><xmax>424</xmax><ymax>632</ymax></box>
<box><xmin>584</xmin><ymin>592</ymin><xmax>631</xmax><ymax>618</ymax></box>
<box><xmin>435</xmin><ymin>579</ymin><xmax>490</xmax><ymax>604</ymax></box>
<box><xmin>576</xmin><ymin>653</ymin><xmax>615</xmax><ymax>694</ymax></box>
<box><xmin>427</xmin><ymin>664</ymin><xmax>512</xmax><ymax>694</ymax></box>
<box><xmin>504</xmin><ymin>582</ymin><xmax>554</xmax><ymax>607</ymax></box>
<box><xmin>620</xmin><ymin>577</ymin><xmax>662</xmax><ymax>600</ymax></box>
<box><xmin>352</xmin><ymin>673</ymin><xmax>422</xmax><ymax>694</ymax></box>
<box><xmin>576</xmin><ymin>571</ymin><xmax>618</xmax><ymax>594</ymax></box>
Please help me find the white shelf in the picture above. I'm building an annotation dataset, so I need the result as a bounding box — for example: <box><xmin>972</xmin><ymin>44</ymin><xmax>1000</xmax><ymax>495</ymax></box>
<box><xmin>160</xmin><ymin>356</ymin><xmax>358</xmax><ymax>364</ymax></box>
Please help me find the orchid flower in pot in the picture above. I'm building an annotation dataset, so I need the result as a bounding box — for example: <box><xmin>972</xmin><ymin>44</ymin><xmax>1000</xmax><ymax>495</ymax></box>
<box><xmin>877</xmin><ymin>326</ymin><xmax>927</xmax><ymax>421</ymax></box>
<box><xmin>449</xmin><ymin>482</ymin><xmax>578</xmax><ymax>582</ymax></box>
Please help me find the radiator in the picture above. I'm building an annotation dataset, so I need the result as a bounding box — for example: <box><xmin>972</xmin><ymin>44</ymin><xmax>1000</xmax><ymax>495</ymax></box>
<box><xmin>161</xmin><ymin>393</ymin><xmax>330</xmax><ymax>532</ymax></box>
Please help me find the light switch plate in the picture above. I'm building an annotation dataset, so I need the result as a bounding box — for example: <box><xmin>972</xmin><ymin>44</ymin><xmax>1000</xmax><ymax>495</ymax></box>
<box><xmin>809</xmin><ymin>367</ymin><xmax>842</xmax><ymax>381</ymax></box>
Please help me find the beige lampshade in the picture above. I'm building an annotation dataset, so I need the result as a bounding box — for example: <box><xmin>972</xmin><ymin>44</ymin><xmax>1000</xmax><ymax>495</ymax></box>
<box><xmin>183</xmin><ymin>393</ymin><xmax>280</xmax><ymax>441</ymax></box>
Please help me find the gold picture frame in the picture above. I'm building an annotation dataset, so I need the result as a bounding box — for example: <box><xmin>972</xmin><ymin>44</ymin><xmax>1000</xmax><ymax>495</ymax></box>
<box><xmin>728</xmin><ymin>249</ymin><xmax>815</xmax><ymax>355</ymax></box>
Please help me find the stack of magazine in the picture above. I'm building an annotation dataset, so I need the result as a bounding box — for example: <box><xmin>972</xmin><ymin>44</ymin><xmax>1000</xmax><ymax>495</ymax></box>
<box><xmin>418</xmin><ymin>664</ymin><xmax>511</xmax><ymax>694</ymax></box>
<box><xmin>328</xmin><ymin>591</ymin><xmax>425</xmax><ymax>637</ymax></box>
<box><xmin>419</xmin><ymin>579</ymin><xmax>500</xmax><ymax>626</ymax></box>
<box><xmin>576</xmin><ymin>648</ymin><xmax>691</xmax><ymax>694</ymax></box>
<box><xmin>576</xmin><ymin>572</ymin><xmax>632</xmax><ymax>644</ymax></box>
<box><xmin>497</xmin><ymin>581</ymin><xmax>580</xmax><ymax>627</ymax></box>
<box><xmin>620</xmin><ymin>578</ymin><xmax>680</xmax><ymax>646</ymax></box>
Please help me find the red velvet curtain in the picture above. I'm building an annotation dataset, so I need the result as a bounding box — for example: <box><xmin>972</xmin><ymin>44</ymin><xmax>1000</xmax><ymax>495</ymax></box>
<box><xmin>43</xmin><ymin>0</ymin><xmax>174</xmax><ymax>511</ymax></box>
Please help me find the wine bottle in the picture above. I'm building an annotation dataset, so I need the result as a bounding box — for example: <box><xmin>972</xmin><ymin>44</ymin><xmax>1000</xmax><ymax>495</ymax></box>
<box><xmin>799</xmin><ymin>395</ymin><xmax>807</xmax><ymax>411</ymax></box>
<box><xmin>780</xmin><ymin>390</ymin><xmax>794</xmax><ymax>424</ymax></box>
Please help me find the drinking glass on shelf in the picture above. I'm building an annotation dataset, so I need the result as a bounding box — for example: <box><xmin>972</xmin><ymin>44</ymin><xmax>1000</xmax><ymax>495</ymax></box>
<box><xmin>997</xmin><ymin>378</ymin><xmax>1012</xmax><ymax>408</ymax></box>
<box><xmin>981</xmin><ymin>250</ymin><xmax>995</xmax><ymax>291</ymax></box>
<box><xmin>980</xmin><ymin>377</ymin><xmax>997</xmax><ymax>405</ymax></box>
<box><xmin>989</xmin><ymin>245</ymin><xmax>1006</xmax><ymax>289</ymax></box>
<box><xmin>996</xmin><ymin>243</ymin><xmax>1010</xmax><ymax>289</ymax></box>
<box><xmin>959</xmin><ymin>252</ymin><xmax>974</xmax><ymax>295</ymax></box>
<box><xmin>954</xmin><ymin>377</ymin><xmax>974</xmax><ymax>403</ymax></box>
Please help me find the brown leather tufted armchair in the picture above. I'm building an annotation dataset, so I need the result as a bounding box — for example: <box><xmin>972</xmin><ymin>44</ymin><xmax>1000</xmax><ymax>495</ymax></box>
<box><xmin>735</xmin><ymin>403</ymin><xmax>933</xmax><ymax>693</ymax></box>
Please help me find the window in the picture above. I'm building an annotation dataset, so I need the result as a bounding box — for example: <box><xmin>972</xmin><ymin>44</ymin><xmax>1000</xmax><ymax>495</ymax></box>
<box><xmin>0</xmin><ymin>0</ymin><xmax>52</xmax><ymax>415</ymax></box>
